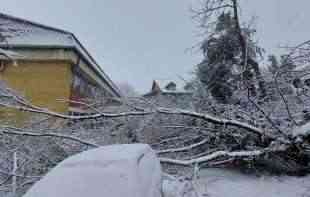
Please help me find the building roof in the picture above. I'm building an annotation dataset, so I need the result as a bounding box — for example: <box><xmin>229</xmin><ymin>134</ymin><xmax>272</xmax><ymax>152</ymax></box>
<box><xmin>144</xmin><ymin>79</ymin><xmax>193</xmax><ymax>96</ymax></box>
<box><xmin>0</xmin><ymin>13</ymin><xmax>122</xmax><ymax>97</ymax></box>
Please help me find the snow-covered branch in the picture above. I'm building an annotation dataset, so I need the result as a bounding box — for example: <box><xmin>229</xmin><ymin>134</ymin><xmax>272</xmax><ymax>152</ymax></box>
<box><xmin>1</xmin><ymin>126</ymin><xmax>99</xmax><ymax>148</ymax></box>
<box><xmin>156</xmin><ymin>107</ymin><xmax>279</xmax><ymax>140</ymax></box>
<box><xmin>159</xmin><ymin>149</ymin><xmax>265</xmax><ymax>166</ymax></box>
<box><xmin>156</xmin><ymin>139</ymin><xmax>208</xmax><ymax>154</ymax></box>
<box><xmin>0</xmin><ymin>102</ymin><xmax>151</xmax><ymax>120</ymax></box>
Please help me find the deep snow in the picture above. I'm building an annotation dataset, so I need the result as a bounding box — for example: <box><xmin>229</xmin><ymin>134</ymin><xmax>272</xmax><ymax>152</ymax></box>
<box><xmin>22</xmin><ymin>144</ymin><xmax>310</xmax><ymax>197</ymax></box>
<box><xmin>197</xmin><ymin>168</ymin><xmax>310</xmax><ymax>197</ymax></box>
<box><xmin>23</xmin><ymin>144</ymin><xmax>162</xmax><ymax>197</ymax></box>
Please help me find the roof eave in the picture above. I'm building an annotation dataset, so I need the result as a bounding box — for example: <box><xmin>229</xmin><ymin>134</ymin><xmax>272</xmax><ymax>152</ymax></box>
<box><xmin>0</xmin><ymin>44</ymin><xmax>122</xmax><ymax>98</ymax></box>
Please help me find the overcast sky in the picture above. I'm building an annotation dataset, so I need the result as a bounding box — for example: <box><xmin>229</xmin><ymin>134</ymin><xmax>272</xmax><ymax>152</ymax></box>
<box><xmin>1</xmin><ymin>0</ymin><xmax>309</xmax><ymax>93</ymax></box>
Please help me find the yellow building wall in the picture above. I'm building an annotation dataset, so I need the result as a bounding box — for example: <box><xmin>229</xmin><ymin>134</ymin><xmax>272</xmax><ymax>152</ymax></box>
<box><xmin>0</xmin><ymin>61</ymin><xmax>72</xmax><ymax>124</ymax></box>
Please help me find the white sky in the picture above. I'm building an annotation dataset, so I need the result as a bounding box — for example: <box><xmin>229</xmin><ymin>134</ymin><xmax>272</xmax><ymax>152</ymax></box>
<box><xmin>1</xmin><ymin>0</ymin><xmax>309</xmax><ymax>93</ymax></box>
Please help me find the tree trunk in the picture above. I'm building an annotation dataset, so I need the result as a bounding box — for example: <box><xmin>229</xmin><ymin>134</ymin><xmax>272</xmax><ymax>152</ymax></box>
<box><xmin>231</xmin><ymin>0</ymin><xmax>266</xmax><ymax>98</ymax></box>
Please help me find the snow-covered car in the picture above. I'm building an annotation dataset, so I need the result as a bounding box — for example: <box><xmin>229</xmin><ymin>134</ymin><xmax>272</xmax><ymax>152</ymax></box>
<box><xmin>23</xmin><ymin>144</ymin><xmax>163</xmax><ymax>197</ymax></box>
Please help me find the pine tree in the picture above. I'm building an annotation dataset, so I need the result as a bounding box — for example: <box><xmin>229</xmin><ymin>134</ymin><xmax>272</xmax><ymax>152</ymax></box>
<box><xmin>197</xmin><ymin>11</ymin><xmax>264</xmax><ymax>103</ymax></box>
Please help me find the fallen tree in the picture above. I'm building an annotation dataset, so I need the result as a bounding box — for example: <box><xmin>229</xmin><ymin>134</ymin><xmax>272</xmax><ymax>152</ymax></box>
<box><xmin>1</xmin><ymin>92</ymin><xmax>310</xmax><ymax>176</ymax></box>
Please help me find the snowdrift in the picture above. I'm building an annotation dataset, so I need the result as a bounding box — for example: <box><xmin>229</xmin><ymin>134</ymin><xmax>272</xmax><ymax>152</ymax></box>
<box><xmin>23</xmin><ymin>144</ymin><xmax>162</xmax><ymax>197</ymax></box>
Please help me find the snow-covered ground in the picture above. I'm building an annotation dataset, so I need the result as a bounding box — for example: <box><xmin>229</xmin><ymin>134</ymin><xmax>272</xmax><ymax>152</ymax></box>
<box><xmin>197</xmin><ymin>168</ymin><xmax>310</xmax><ymax>197</ymax></box>
<box><xmin>22</xmin><ymin>144</ymin><xmax>310</xmax><ymax>197</ymax></box>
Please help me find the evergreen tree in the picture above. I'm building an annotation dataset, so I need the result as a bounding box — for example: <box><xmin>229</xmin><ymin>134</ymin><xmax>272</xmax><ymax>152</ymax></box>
<box><xmin>197</xmin><ymin>11</ymin><xmax>264</xmax><ymax>103</ymax></box>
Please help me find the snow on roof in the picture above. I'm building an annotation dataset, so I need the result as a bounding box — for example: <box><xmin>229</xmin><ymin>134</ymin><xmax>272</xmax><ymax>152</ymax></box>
<box><xmin>153</xmin><ymin>79</ymin><xmax>192</xmax><ymax>94</ymax></box>
<box><xmin>0</xmin><ymin>13</ymin><xmax>121</xmax><ymax>97</ymax></box>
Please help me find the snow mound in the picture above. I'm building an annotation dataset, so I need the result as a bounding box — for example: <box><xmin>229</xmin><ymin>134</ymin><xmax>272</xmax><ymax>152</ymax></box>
<box><xmin>23</xmin><ymin>144</ymin><xmax>162</xmax><ymax>197</ymax></box>
<box><xmin>293</xmin><ymin>122</ymin><xmax>310</xmax><ymax>137</ymax></box>
<box><xmin>197</xmin><ymin>168</ymin><xmax>310</xmax><ymax>197</ymax></box>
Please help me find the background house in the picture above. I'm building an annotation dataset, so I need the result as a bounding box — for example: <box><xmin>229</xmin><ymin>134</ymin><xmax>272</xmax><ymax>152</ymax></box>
<box><xmin>143</xmin><ymin>79</ymin><xmax>193</xmax><ymax>109</ymax></box>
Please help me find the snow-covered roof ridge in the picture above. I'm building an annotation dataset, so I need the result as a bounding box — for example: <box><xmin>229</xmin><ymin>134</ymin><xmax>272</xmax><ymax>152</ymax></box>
<box><xmin>0</xmin><ymin>13</ymin><xmax>71</xmax><ymax>35</ymax></box>
<box><xmin>153</xmin><ymin>78</ymin><xmax>193</xmax><ymax>94</ymax></box>
<box><xmin>0</xmin><ymin>12</ymin><xmax>122</xmax><ymax>97</ymax></box>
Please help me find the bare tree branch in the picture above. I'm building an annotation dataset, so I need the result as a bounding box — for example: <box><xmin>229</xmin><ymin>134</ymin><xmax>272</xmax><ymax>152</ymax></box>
<box><xmin>1</xmin><ymin>126</ymin><xmax>99</xmax><ymax>148</ymax></box>
<box><xmin>0</xmin><ymin>102</ymin><xmax>151</xmax><ymax>120</ymax></box>
<box><xmin>156</xmin><ymin>107</ymin><xmax>279</xmax><ymax>141</ymax></box>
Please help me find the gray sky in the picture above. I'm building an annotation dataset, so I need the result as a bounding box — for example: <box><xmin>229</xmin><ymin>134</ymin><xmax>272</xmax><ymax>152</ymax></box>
<box><xmin>1</xmin><ymin>0</ymin><xmax>310</xmax><ymax>93</ymax></box>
